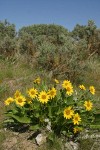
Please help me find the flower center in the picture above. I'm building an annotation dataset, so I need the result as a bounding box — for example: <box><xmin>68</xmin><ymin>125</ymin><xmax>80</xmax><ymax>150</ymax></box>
<box><xmin>75</xmin><ymin>117</ymin><xmax>78</xmax><ymax>121</ymax></box>
<box><xmin>31</xmin><ymin>91</ymin><xmax>35</xmax><ymax>95</ymax></box>
<box><xmin>50</xmin><ymin>91</ymin><xmax>55</xmax><ymax>95</ymax></box>
<box><xmin>66</xmin><ymin>87</ymin><xmax>71</xmax><ymax>91</ymax></box>
<box><xmin>18</xmin><ymin>98</ymin><xmax>22</xmax><ymax>103</ymax></box>
<box><xmin>87</xmin><ymin>103</ymin><xmax>90</xmax><ymax>107</ymax></box>
<box><xmin>65</xmin><ymin>110</ymin><xmax>70</xmax><ymax>115</ymax></box>
<box><xmin>42</xmin><ymin>95</ymin><xmax>46</xmax><ymax>99</ymax></box>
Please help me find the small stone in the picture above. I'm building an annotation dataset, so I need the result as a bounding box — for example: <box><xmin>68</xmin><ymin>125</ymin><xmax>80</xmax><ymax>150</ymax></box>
<box><xmin>46</xmin><ymin>124</ymin><xmax>52</xmax><ymax>131</ymax></box>
<box><xmin>13</xmin><ymin>132</ymin><xmax>19</xmax><ymax>136</ymax></box>
<box><xmin>4</xmin><ymin>128</ymin><xmax>7</xmax><ymax>131</ymax></box>
<box><xmin>65</xmin><ymin>142</ymin><xmax>73</xmax><ymax>150</ymax></box>
<box><xmin>35</xmin><ymin>133</ymin><xmax>47</xmax><ymax>146</ymax></box>
<box><xmin>70</xmin><ymin>141</ymin><xmax>79</xmax><ymax>150</ymax></box>
<box><xmin>44</xmin><ymin>118</ymin><xmax>49</xmax><ymax>123</ymax></box>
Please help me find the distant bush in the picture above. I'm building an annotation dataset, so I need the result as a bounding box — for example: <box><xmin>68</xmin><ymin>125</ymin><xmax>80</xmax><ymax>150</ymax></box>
<box><xmin>18</xmin><ymin>24</ymin><xmax>87</xmax><ymax>83</ymax></box>
<box><xmin>0</xmin><ymin>20</ymin><xmax>100</xmax><ymax>84</ymax></box>
<box><xmin>0</xmin><ymin>20</ymin><xmax>16</xmax><ymax>57</ymax></box>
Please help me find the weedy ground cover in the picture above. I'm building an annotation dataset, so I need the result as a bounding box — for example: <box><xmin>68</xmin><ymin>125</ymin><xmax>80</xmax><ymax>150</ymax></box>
<box><xmin>0</xmin><ymin>57</ymin><xmax>100</xmax><ymax>150</ymax></box>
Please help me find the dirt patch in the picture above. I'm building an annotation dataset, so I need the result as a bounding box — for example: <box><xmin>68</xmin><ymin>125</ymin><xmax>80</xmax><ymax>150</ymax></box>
<box><xmin>1</xmin><ymin>129</ymin><xmax>38</xmax><ymax>150</ymax></box>
<box><xmin>1</xmin><ymin>128</ymin><xmax>100</xmax><ymax>150</ymax></box>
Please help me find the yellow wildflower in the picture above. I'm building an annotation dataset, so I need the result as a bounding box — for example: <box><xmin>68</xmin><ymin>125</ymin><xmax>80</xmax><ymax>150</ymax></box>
<box><xmin>27</xmin><ymin>88</ymin><xmax>38</xmax><ymax>99</ymax></box>
<box><xmin>79</xmin><ymin>85</ymin><xmax>86</xmax><ymax>90</ymax></box>
<box><xmin>62</xmin><ymin>80</ymin><xmax>71</xmax><ymax>89</ymax></box>
<box><xmin>84</xmin><ymin>100</ymin><xmax>93</xmax><ymax>111</ymax></box>
<box><xmin>73</xmin><ymin>127</ymin><xmax>83</xmax><ymax>134</ymax></box>
<box><xmin>5</xmin><ymin>97</ymin><xmax>14</xmax><ymax>106</ymax></box>
<box><xmin>38</xmin><ymin>91</ymin><xmax>49</xmax><ymax>104</ymax></box>
<box><xmin>64</xmin><ymin>106</ymin><xmax>74</xmax><ymax>119</ymax></box>
<box><xmin>73</xmin><ymin>113</ymin><xmax>81</xmax><ymax>125</ymax></box>
<box><xmin>89</xmin><ymin>86</ymin><xmax>95</xmax><ymax>95</ymax></box>
<box><xmin>14</xmin><ymin>90</ymin><xmax>21</xmax><ymax>99</ymax></box>
<box><xmin>66</xmin><ymin>84</ymin><xmax>74</xmax><ymax>96</ymax></box>
<box><xmin>34</xmin><ymin>77</ymin><xmax>41</xmax><ymax>84</ymax></box>
<box><xmin>15</xmin><ymin>95</ymin><xmax>26</xmax><ymax>106</ymax></box>
<box><xmin>54</xmin><ymin>79</ymin><xmax>59</xmax><ymax>84</ymax></box>
<box><xmin>48</xmin><ymin>87</ymin><xmax>57</xmax><ymax>99</ymax></box>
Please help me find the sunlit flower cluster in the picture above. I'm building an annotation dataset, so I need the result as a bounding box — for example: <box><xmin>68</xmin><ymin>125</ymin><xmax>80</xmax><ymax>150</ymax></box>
<box><xmin>62</xmin><ymin>80</ymin><xmax>74</xmax><ymax>95</ymax></box>
<box><xmin>64</xmin><ymin>108</ymin><xmax>81</xmax><ymax>125</ymax></box>
<box><xmin>4</xmin><ymin>77</ymin><xmax>96</xmax><ymax>136</ymax></box>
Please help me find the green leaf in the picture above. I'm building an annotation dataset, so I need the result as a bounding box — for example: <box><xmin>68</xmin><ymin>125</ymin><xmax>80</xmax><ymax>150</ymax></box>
<box><xmin>93</xmin><ymin>113</ymin><xmax>100</xmax><ymax>125</ymax></box>
<box><xmin>4</xmin><ymin>119</ymin><xmax>14</xmax><ymax>123</ymax></box>
<box><xmin>61</xmin><ymin>130</ymin><xmax>67</xmax><ymax>135</ymax></box>
<box><xmin>4</xmin><ymin>110</ymin><xmax>13</xmax><ymax>114</ymax></box>
<box><xmin>47</xmin><ymin>132</ymin><xmax>55</xmax><ymax>142</ymax></box>
<box><xmin>66</xmin><ymin>96</ymin><xmax>75</xmax><ymax>105</ymax></box>
<box><xmin>48</xmin><ymin>106</ymin><xmax>52</xmax><ymax>118</ymax></box>
<box><xmin>35</xmin><ymin>112</ymin><xmax>40</xmax><ymax>118</ymax></box>
<box><xmin>29</xmin><ymin>124</ymin><xmax>40</xmax><ymax>131</ymax></box>
<box><xmin>6</xmin><ymin>114</ymin><xmax>31</xmax><ymax>124</ymax></box>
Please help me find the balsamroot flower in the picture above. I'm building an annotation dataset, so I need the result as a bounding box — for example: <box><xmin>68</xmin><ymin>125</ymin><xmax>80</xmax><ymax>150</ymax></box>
<box><xmin>54</xmin><ymin>79</ymin><xmax>59</xmax><ymax>84</ymax></box>
<box><xmin>62</xmin><ymin>80</ymin><xmax>71</xmax><ymax>89</ymax></box>
<box><xmin>62</xmin><ymin>80</ymin><xmax>74</xmax><ymax>95</ymax></box>
<box><xmin>89</xmin><ymin>86</ymin><xmax>95</xmax><ymax>95</ymax></box>
<box><xmin>79</xmin><ymin>85</ymin><xmax>86</xmax><ymax>90</ymax></box>
<box><xmin>66</xmin><ymin>84</ymin><xmax>74</xmax><ymax>96</ymax></box>
<box><xmin>64</xmin><ymin>106</ymin><xmax>74</xmax><ymax>119</ymax></box>
<box><xmin>73</xmin><ymin>113</ymin><xmax>81</xmax><ymax>125</ymax></box>
<box><xmin>5</xmin><ymin>97</ymin><xmax>14</xmax><ymax>106</ymax></box>
<box><xmin>84</xmin><ymin>100</ymin><xmax>93</xmax><ymax>111</ymax></box>
<box><xmin>15</xmin><ymin>95</ymin><xmax>26</xmax><ymax>106</ymax></box>
<box><xmin>38</xmin><ymin>91</ymin><xmax>49</xmax><ymax>104</ymax></box>
<box><xmin>48</xmin><ymin>87</ymin><xmax>57</xmax><ymax>99</ymax></box>
<box><xmin>27</xmin><ymin>88</ymin><xmax>38</xmax><ymax>99</ymax></box>
<box><xmin>14</xmin><ymin>90</ymin><xmax>21</xmax><ymax>99</ymax></box>
<box><xmin>73</xmin><ymin>127</ymin><xmax>83</xmax><ymax>133</ymax></box>
<box><xmin>34</xmin><ymin>77</ymin><xmax>41</xmax><ymax>84</ymax></box>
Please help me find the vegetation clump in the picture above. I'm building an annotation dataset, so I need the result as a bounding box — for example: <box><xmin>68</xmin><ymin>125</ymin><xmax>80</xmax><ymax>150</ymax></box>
<box><xmin>4</xmin><ymin>77</ymin><xmax>96</xmax><ymax>140</ymax></box>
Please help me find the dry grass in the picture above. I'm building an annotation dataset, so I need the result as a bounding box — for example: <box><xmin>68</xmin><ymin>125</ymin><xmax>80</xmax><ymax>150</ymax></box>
<box><xmin>83</xmin><ymin>58</ymin><xmax>100</xmax><ymax>95</ymax></box>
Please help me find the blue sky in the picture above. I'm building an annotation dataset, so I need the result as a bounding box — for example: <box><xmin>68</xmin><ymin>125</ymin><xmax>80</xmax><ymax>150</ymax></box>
<box><xmin>0</xmin><ymin>0</ymin><xmax>100</xmax><ymax>31</ymax></box>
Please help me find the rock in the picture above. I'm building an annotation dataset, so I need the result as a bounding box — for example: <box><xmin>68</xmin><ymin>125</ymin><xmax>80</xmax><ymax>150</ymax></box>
<box><xmin>44</xmin><ymin>118</ymin><xmax>52</xmax><ymax>131</ymax></box>
<box><xmin>46</xmin><ymin>124</ymin><xmax>52</xmax><ymax>131</ymax></box>
<box><xmin>35</xmin><ymin>133</ymin><xmax>47</xmax><ymax>146</ymax></box>
<box><xmin>65</xmin><ymin>142</ymin><xmax>73</xmax><ymax>150</ymax></box>
<box><xmin>70</xmin><ymin>141</ymin><xmax>79</xmax><ymax>150</ymax></box>
<box><xmin>44</xmin><ymin>118</ymin><xmax>49</xmax><ymax>123</ymax></box>
<box><xmin>4</xmin><ymin>128</ymin><xmax>7</xmax><ymax>131</ymax></box>
<box><xmin>13</xmin><ymin>132</ymin><xmax>19</xmax><ymax>136</ymax></box>
<box><xmin>65</xmin><ymin>141</ymin><xmax>79</xmax><ymax>150</ymax></box>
